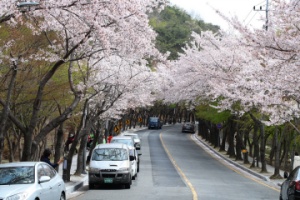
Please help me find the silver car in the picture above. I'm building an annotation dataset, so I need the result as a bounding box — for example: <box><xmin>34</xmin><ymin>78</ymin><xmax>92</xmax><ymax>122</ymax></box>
<box><xmin>121</xmin><ymin>133</ymin><xmax>141</xmax><ymax>150</ymax></box>
<box><xmin>0</xmin><ymin>161</ymin><xmax>66</xmax><ymax>200</ymax></box>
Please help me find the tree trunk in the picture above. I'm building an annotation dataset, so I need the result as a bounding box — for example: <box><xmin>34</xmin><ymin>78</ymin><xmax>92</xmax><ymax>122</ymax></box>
<box><xmin>75</xmin><ymin>129</ymin><xmax>88</xmax><ymax>175</ymax></box>
<box><xmin>235</xmin><ymin>129</ymin><xmax>243</xmax><ymax>161</ymax></box>
<box><xmin>74</xmin><ymin>100</ymin><xmax>90</xmax><ymax>175</ymax></box>
<box><xmin>271</xmin><ymin>126</ymin><xmax>282</xmax><ymax>179</ymax></box>
<box><xmin>220</xmin><ymin>124</ymin><xmax>227</xmax><ymax>152</ymax></box>
<box><xmin>259</xmin><ymin>121</ymin><xmax>267</xmax><ymax>173</ymax></box>
<box><xmin>227</xmin><ymin>117</ymin><xmax>236</xmax><ymax>158</ymax></box>
<box><xmin>54</xmin><ymin>123</ymin><xmax>64</xmax><ymax>172</ymax></box>
<box><xmin>250</xmin><ymin>120</ymin><xmax>259</xmax><ymax>168</ymax></box>
<box><xmin>243</xmin><ymin>128</ymin><xmax>250</xmax><ymax>164</ymax></box>
<box><xmin>0</xmin><ymin>67</ymin><xmax>18</xmax><ymax>163</ymax></box>
<box><xmin>269</xmin><ymin>135</ymin><xmax>276</xmax><ymax>165</ymax></box>
<box><xmin>211</xmin><ymin>124</ymin><xmax>219</xmax><ymax>148</ymax></box>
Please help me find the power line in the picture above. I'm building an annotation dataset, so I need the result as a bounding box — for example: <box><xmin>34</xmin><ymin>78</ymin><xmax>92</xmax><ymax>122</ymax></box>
<box><xmin>245</xmin><ymin>12</ymin><xmax>259</xmax><ymax>27</ymax></box>
<box><xmin>253</xmin><ymin>0</ymin><xmax>269</xmax><ymax>31</ymax></box>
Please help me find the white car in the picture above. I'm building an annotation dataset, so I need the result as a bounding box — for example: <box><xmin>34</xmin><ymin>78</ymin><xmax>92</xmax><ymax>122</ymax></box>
<box><xmin>0</xmin><ymin>161</ymin><xmax>66</xmax><ymax>200</ymax></box>
<box><xmin>88</xmin><ymin>143</ymin><xmax>134</xmax><ymax>189</ymax></box>
<box><xmin>110</xmin><ymin>136</ymin><xmax>139</xmax><ymax>178</ymax></box>
<box><xmin>121</xmin><ymin>133</ymin><xmax>141</xmax><ymax>150</ymax></box>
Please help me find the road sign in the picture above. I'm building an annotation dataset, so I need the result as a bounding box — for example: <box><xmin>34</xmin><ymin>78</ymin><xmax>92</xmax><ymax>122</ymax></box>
<box><xmin>114</xmin><ymin>126</ymin><xmax>119</xmax><ymax>133</ymax></box>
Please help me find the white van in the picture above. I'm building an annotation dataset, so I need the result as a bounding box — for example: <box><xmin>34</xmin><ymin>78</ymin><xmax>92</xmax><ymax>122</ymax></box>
<box><xmin>110</xmin><ymin>136</ymin><xmax>139</xmax><ymax>178</ymax></box>
<box><xmin>88</xmin><ymin>143</ymin><xmax>134</xmax><ymax>189</ymax></box>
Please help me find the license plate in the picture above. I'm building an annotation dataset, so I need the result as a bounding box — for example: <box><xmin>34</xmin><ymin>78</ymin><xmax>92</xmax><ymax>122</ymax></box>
<box><xmin>104</xmin><ymin>178</ymin><xmax>113</xmax><ymax>183</ymax></box>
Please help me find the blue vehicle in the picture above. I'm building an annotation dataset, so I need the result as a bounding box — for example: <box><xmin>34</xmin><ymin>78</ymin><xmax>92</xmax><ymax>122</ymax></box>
<box><xmin>148</xmin><ymin>117</ymin><xmax>162</xmax><ymax>129</ymax></box>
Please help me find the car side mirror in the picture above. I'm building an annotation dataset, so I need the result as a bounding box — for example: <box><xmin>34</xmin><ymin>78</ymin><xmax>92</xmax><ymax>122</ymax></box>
<box><xmin>134</xmin><ymin>143</ymin><xmax>140</xmax><ymax>150</ymax></box>
<box><xmin>39</xmin><ymin>176</ymin><xmax>51</xmax><ymax>183</ymax></box>
<box><xmin>138</xmin><ymin>152</ymin><xmax>142</xmax><ymax>156</ymax></box>
<box><xmin>129</xmin><ymin>155</ymin><xmax>135</xmax><ymax>161</ymax></box>
<box><xmin>284</xmin><ymin>171</ymin><xmax>289</xmax><ymax>178</ymax></box>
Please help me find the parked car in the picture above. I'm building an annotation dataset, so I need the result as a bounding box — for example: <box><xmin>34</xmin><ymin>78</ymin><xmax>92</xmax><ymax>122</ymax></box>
<box><xmin>280</xmin><ymin>166</ymin><xmax>300</xmax><ymax>200</ymax></box>
<box><xmin>182</xmin><ymin>123</ymin><xmax>195</xmax><ymax>133</ymax></box>
<box><xmin>0</xmin><ymin>161</ymin><xmax>66</xmax><ymax>200</ymax></box>
<box><xmin>88</xmin><ymin>143</ymin><xmax>134</xmax><ymax>189</ymax></box>
<box><xmin>110</xmin><ymin>136</ymin><xmax>139</xmax><ymax>177</ymax></box>
<box><xmin>121</xmin><ymin>133</ymin><xmax>141</xmax><ymax>150</ymax></box>
<box><xmin>148</xmin><ymin>117</ymin><xmax>162</xmax><ymax>129</ymax></box>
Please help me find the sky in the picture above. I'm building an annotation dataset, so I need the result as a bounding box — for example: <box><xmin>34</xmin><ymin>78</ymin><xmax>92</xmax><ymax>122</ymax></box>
<box><xmin>168</xmin><ymin>0</ymin><xmax>268</xmax><ymax>30</ymax></box>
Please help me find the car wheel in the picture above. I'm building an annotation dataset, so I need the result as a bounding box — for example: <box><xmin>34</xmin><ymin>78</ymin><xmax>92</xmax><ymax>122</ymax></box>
<box><xmin>132</xmin><ymin>174</ymin><xmax>136</xmax><ymax>180</ymax></box>
<box><xmin>288</xmin><ymin>194</ymin><xmax>295</xmax><ymax>200</ymax></box>
<box><xmin>60</xmin><ymin>193</ymin><xmax>66</xmax><ymax>200</ymax></box>
<box><xmin>125</xmin><ymin>178</ymin><xmax>132</xmax><ymax>189</ymax></box>
<box><xmin>89</xmin><ymin>183</ymin><xmax>95</xmax><ymax>189</ymax></box>
<box><xmin>125</xmin><ymin>183</ymin><xmax>131</xmax><ymax>189</ymax></box>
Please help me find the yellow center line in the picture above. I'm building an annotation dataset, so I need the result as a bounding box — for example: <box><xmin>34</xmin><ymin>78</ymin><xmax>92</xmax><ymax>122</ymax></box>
<box><xmin>160</xmin><ymin>133</ymin><xmax>198</xmax><ymax>200</ymax></box>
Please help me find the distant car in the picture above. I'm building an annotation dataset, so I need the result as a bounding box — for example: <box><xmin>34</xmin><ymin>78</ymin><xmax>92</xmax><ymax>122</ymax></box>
<box><xmin>110</xmin><ymin>136</ymin><xmax>139</xmax><ymax>178</ymax></box>
<box><xmin>121</xmin><ymin>133</ymin><xmax>141</xmax><ymax>150</ymax></box>
<box><xmin>88</xmin><ymin>143</ymin><xmax>134</xmax><ymax>189</ymax></box>
<box><xmin>0</xmin><ymin>161</ymin><xmax>66</xmax><ymax>200</ymax></box>
<box><xmin>280</xmin><ymin>166</ymin><xmax>300</xmax><ymax>200</ymax></box>
<box><xmin>148</xmin><ymin>117</ymin><xmax>162</xmax><ymax>129</ymax></box>
<box><xmin>182</xmin><ymin>123</ymin><xmax>195</xmax><ymax>133</ymax></box>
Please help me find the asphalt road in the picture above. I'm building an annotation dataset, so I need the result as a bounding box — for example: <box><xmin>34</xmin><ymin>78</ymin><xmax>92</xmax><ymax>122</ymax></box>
<box><xmin>70</xmin><ymin>124</ymin><xmax>279</xmax><ymax>200</ymax></box>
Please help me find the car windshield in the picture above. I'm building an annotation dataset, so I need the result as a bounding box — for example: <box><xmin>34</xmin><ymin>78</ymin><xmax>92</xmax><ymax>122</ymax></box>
<box><xmin>111</xmin><ymin>139</ymin><xmax>134</xmax><ymax>147</ymax></box>
<box><xmin>92</xmin><ymin>148</ymin><xmax>128</xmax><ymax>161</ymax></box>
<box><xmin>0</xmin><ymin>166</ymin><xmax>35</xmax><ymax>185</ymax></box>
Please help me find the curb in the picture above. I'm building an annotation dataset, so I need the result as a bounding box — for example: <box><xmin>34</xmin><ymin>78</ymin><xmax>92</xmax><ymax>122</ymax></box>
<box><xmin>193</xmin><ymin>134</ymin><xmax>270</xmax><ymax>182</ymax></box>
<box><xmin>66</xmin><ymin>175</ymin><xmax>88</xmax><ymax>195</ymax></box>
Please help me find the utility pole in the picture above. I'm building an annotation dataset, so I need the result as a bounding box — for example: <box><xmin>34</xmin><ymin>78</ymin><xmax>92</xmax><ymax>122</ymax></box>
<box><xmin>253</xmin><ymin>0</ymin><xmax>269</xmax><ymax>31</ymax></box>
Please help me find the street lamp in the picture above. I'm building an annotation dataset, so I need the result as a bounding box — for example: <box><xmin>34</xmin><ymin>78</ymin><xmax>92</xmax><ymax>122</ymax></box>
<box><xmin>16</xmin><ymin>1</ymin><xmax>39</xmax><ymax>12</ymax></box>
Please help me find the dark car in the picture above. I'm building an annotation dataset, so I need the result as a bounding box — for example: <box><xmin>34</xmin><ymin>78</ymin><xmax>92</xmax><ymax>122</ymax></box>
<box><xmin>280</xmin><ymin>166</ymin><xmax>300</xmax><ymax>200</ymax></box>
<box><xmin>182</xmin><ymin>123</ymin><xmax>195</xmax><ymax>133</ymax></box>
<box><xmin>148</xmin><ymin>117</ymin><xmax>162</xmax><ymax>129</ymax></box>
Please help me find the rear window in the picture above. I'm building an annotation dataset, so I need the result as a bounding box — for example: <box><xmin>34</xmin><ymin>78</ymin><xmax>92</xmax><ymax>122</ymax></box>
<box><xmin>111</xmin><ymin>139</ymin><xmax>134</xmax><ymax>147</ymax></box>
<box><xmin>149</xmin><ymin>118</ymin><xmax>159</xmax><ymax>122</ymax></box>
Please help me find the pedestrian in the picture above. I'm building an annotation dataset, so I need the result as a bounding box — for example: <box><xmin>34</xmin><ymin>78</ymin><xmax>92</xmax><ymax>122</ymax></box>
<box><xmin>107</xmin><ymin>135</ymin><xmax>113</xmax><ymax>143</ymax></box>
<box><xmin>64</xmin><ymin>133</ymin><xmax>75</xmax><ymax>152</ymax></box>
<box><xmin>40</xmin><ymin>148</ymin><xmax>64</xmax><ymax>169</ymax></box>
<box><xmin>293</xmin><ymin>152</ymin><xmax>300</xmax><ymax>169</ymax></box>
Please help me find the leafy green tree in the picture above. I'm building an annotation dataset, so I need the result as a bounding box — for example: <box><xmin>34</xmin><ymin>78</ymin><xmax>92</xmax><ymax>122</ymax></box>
<box><xmin>149</xmin><ymin>6</ymin><xmax>220</xmax><ymax>60</ymax></box>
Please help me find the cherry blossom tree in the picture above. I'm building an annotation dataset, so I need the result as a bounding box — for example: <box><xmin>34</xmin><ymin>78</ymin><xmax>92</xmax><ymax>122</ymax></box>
<box><xmin>0</xmin><ymin>0</ymin><xmax>167</xmax><ymax>162</ymax></box>
<box><xmin>163</xmin><ymin>0</ymin><xmax>300</xmax><ymax>177</ymax></box>
<box><xmin>166</xmin><ymin>0</ymin><xmax>300</xmax><ymax>126</ymax></box>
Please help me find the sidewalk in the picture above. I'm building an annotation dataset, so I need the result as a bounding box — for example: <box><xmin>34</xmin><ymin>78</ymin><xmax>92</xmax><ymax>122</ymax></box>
<box><xmin>193</xmin><ymin>133</ymin><xmax>284</xmax><ymax>189</ymax></box>
<box><xmin>58</xmin><ymin>153</ymin><xmax>88</xmax><ymax>198</ymax></box>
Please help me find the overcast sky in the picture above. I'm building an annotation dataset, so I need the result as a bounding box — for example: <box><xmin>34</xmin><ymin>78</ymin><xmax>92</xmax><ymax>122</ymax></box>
<box><xmin>168</xmin><ymin>0</ymin><xmax>267</xmax><ymax>30</ymax></box>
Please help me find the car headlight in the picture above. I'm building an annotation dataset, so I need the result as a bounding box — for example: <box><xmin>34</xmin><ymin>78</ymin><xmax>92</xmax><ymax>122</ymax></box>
<box><xmin>118</xmin><ymin>167</ymin><xmax>129</xmax><ymax>172</ymax></box>
<box><xmin>89</xmin><ymin>167</ymin><xmax>100</xmax><ymax>173</ymax></box>
<box><xmin>6</xmin><ymin>192</ymin><xmax>28</xmax><ymax>200</ymax></box>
